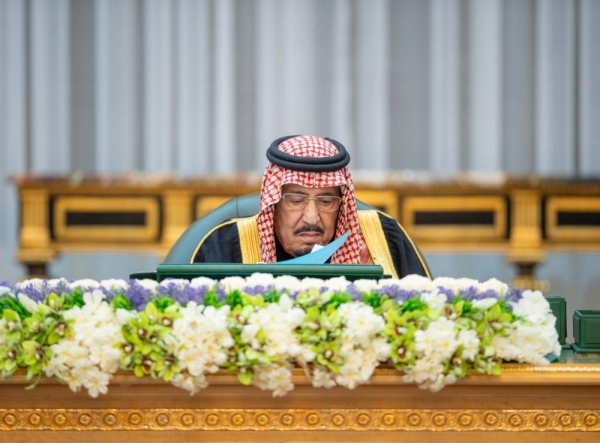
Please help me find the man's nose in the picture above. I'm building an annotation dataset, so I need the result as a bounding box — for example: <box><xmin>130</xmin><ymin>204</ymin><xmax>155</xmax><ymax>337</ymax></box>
<box><xmin>302</xmin><ymin>199</ymin><xmax>320</xmax><ymax>223</ymax></box>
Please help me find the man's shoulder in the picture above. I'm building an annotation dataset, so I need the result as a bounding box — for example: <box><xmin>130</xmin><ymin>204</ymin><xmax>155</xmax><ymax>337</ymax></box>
<box><xmin>357</xmin><ymin>209</ymin><xmax>401</xmax><ymax>232</ymax></box>
<box><xmin>194</xmin><ymin>219</ymin><xmax>243</xmax><ymax>263</ymax></box>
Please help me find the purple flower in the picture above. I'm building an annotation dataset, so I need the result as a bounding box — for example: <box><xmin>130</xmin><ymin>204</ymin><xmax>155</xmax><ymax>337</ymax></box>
<box><xmin>436</xmin><ymin>287</ymin><xmax>457</xmax><ymax>301</ymax></box>
<box><xmin>13</xmin><ymin>279</ymin><xmax>73</xmax><ymax>302</ymax></box>
<box><xmin>243</xmin><ymin>284</ymin><xmax>275</xmax><ymax>296</ymax></box>
<box><xmin>125</xmin><ymin>280</ymin><xmax>155</xmax><ymax>311</ymax></box>
<box><xmin>455</xmin><ymin>286</ymin><xmax>479</xmax><ymax>301</ymax></box>
<box><xmin>503</xmin><ymin>285</ymin><xmax>524</xmax><ymax>308</ymax></box>
<box><xmin>172</xmin><ymin>286</ymin><xmax>205</xmax><ymax>305</ymax></box>
<box><xmin>476</xmin><ymin>289</ymin><xmax>502</xmax><ymax>300</ymax></box>
<box><xmin>374</xmin><ymin>284</ymin><xmax>420</xmax><ymax>303</ymax></box>
<box><xmin>346</xmin><ymin>284</ymin><xmax>364</xmax><ymax>301</ymax></box>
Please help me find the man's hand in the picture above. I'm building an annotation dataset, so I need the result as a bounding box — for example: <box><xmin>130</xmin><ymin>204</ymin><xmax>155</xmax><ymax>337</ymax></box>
<box><xmin>359</xmin><ymin>246</ymin><xmax>373</xmax><ymax>265</ymax></box>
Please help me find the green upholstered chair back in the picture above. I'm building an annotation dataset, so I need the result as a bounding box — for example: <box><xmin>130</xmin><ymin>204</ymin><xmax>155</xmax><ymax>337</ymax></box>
<box><xmin>164</xmin><ymin>193</ymin><xmax>374</xmax><ymax>263</ymax></box>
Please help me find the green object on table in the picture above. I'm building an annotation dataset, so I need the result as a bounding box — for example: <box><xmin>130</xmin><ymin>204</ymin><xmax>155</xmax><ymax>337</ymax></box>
<box><xmin>572</xmin><ymin>309</ymin><xmax>600</xmax><ymax>353</ymax></box>
<box><xmin>546</xmin><ymin>295</ymin><xmax>567</xmax><ymax>346</ymax></box>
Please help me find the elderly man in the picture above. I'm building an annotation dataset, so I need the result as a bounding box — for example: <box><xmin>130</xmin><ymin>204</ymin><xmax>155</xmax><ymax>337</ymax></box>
<box><xmin>193</xmin><ymin>135</ymin><xmax>430</xmax><ymax>279</ymax></box>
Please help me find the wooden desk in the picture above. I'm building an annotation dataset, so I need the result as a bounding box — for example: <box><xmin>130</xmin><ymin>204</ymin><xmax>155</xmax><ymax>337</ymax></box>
<box><xmin>10</xmin><ymin>174</ymin><xmax>600</xmax><ymax>289</ymax></box>
<box><xmin>1</xmin><ymin>365</ymin><xmax>599</xmax><ymax>442</ymax></box>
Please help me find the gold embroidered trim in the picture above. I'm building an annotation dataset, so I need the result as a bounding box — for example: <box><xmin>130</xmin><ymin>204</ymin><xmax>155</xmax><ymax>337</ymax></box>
<box><xmin>357</xmin><ymin>210</ymin><xmax>397</xmax><ymax>279</ymax></box>
<box><xmin>190</xmin><ymin>220</ymin><xmax>238</xmax><ymax>264</ymax></box>
<box><xmin>236</xmin><ymin>216</ymin><xmax>261</xmax><ymax>264</ymax></box>
<box><xmin>393</xmin><ymin>218</ymin><xmax>431</xmax><ymax>279</ymax></box>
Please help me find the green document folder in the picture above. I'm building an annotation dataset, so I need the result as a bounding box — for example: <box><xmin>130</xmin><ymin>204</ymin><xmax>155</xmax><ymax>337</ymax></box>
<box><xmin>136</xmin><ymin>263</ymin><xmax>385</xmax><ymax>282</ymax></box>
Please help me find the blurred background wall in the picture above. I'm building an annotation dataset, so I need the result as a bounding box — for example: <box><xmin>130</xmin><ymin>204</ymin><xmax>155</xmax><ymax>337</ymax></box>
<box><xmin>1</xmin><ymin>0</ymin><xmax>599</xmax><ymax>335</ymax></box>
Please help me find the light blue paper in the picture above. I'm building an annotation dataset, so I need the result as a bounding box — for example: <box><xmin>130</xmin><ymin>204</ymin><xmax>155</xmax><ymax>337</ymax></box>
<box><xmin>278</xmin><ymin>231</ymin><xmax>350</xmax><ymax>264</ymax></box>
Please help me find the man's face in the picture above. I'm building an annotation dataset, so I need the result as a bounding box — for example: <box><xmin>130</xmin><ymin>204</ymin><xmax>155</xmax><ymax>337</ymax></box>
<box><xmin>274</xmin><ymin>184</ymin><xmax>342</xmax><ymax>257</ymax></box>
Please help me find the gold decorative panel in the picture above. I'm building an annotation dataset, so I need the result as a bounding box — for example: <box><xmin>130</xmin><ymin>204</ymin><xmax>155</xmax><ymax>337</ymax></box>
<box><xmin>402</xmin><ymin>196</ymin><xmax>507</xmax><ymax>242</ymax></box>
<box><xmin>546</xmin><ymin>197</ymin><xmax>600</xmax><ymax>241</ymax></box>
<box><xmin>355</xmin><ymin>190</ymin><xmax>399</xmax><ymax>219</ymax></box>
<box><xmin>53</xmin><ymin>197</ymin><xmax>160</xmax><ymax>242</ymax></box>
<box><xmin>195</xmin><ymin>196</ymin><xmax>234</xmax><ymax>219</ymax></box>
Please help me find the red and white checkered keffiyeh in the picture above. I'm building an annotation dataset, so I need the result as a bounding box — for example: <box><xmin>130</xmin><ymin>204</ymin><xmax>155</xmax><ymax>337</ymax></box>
<box><xmin>257</xmin><ymin>135</ymin><xmax>366</xmax><ymax>264</ymax></box>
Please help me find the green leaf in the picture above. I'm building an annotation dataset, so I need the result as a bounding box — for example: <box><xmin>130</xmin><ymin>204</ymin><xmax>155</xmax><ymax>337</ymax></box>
<box><xmin>2</xmin><ymin>308</ymin><xmax>19</xmax><ymax>322</ymax></box>
<box><xmin>153</xmin><ymin>297</ymin><xmax>176</xmax><ymax>312</ymax></box>
<box><xmin>203</xmin><ymin>289</ymin><xmax>222</xmax><ymax>307</ymax></box>
<box><xmin>111</xmin><ymin>294</ymin><xmax>133</xmax><ymax>311</ymax></box>
<box><xmin>263</xmin><ymin>289</ymin><xmax>280</xmax><ymax>304</ymax></box>
<box><xmin>226</xmin><ymin>290</ymin><xmax>244</xmax><ymax>307</ymax></box>
<box><xmin>64</xmin><ymin>290</ymin><xmax>84</xmax><ymax>309</ymax></box>
<box><xmin>238</xmin><ymin>371</ymin><xmax>253</xmax><ymax>386</ymax></box>
<box><xmin>363</xmin><ymin>291</ymin><xmax>383</xmax><ymax>309</ymax></box>
<box><xmin>0</xmin><ymin>299</ymin><xmax>30</xmax><ymax>319</ymax></box>
<box><xmin>401</xmin><ymin>297</ymin><xmax>426</xmax><ymax>312</ymax></box>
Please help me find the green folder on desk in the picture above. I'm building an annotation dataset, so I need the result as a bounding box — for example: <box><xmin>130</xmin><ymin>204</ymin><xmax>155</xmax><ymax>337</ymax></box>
<box><xmin>130</xmin><ymin>263</ymin><xmax>385</xmax><ymax>282</ymax></box>
<box><xmin>148</xmin><ymin>263</ymin><xmax>385</xmax><ymax>282</ymax></box>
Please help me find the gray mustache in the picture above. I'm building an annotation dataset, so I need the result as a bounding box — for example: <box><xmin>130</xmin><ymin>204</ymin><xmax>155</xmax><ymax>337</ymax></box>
<box><xmin>294</xmin><ymin>225</ymin><xmax>324</xmax><ymax>235</ymax></box>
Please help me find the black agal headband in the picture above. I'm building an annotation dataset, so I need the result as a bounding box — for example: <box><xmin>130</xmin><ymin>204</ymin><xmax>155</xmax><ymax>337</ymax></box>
<box><xmin>266</xmin><ymin>135</ymin><xmax>351</xmax><ymax>172</ymax></box>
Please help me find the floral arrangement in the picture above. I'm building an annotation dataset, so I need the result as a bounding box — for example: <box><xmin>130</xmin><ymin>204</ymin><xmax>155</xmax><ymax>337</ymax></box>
<box><xmin>0</xmin><ymin>274</ymin><xmax>561</xmax><ymax>398</ymax></box>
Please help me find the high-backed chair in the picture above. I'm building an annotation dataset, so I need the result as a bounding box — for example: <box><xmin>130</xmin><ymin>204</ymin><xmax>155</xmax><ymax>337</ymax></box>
<box><xmin>164</xmin><ymin>193</ymin><xmax>375</xmax><ymax>264</ymax></box>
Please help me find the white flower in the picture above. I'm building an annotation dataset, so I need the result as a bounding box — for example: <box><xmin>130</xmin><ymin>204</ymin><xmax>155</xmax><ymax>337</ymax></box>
<box><xmin>189</xmin><ymin>277</ymin><xmax>217</xmax><ymax>289</ymax></box>
<box><xmin>339</xmin><ymin>303</ymin><xmax>385</xmax><ymax>348</ymax></box>
<box><xmin>252</xmin><ymin>364</ymin><xmax>294</xmax><ymax>397</ymax></box>
<box><xmin>312</xmin><ymin>368</ymin><xmax>336</xmax><ymax>388</ymax></box>
<box><xmin>219</xmin><ymin>276</ymin><xmax>246</xmax><ymax>292</ymax></box>
<box><xmin>478</xmin><ymin>278</ymin><xmax>508</xmax><ymax>296</ymax></box>
<box><xmin>84</xmin><ymin>289</ymin><xmax>106</xmax><ymax>305</ymax></box>
<box><xmin>81</xmin><ymin>367</ymin><xmax>111</xmax><ymax>398</ymax></box>
<box><xmin>171</xmin><ymin>373</ymin><xmax>208</xmax><ymax>395</ymax></box>
<box><xmin>169</xmin><ymin>304</ymin><xmax>234</xmax><ymax>394</ymax></box>
<box><xmin>420</xmin><ymin>289</ymin><xmax>447</xmax><ymax>312</ymax></box>
<box><xmin>298</xmin><ymin>277</ymin><xmax>325</xmax><ymax>291</ymax></box>
<box><xmin>99</xmin><ymin>279</ymin><xmax>129</xmax><ymax>292</ymax></box>
<box><xmin>0</xmin><ymin>285</ymin><xmax>13</xmax><ymax>297</ymax></box>
<box><xmin>458</xmin><ymin>329</ymin><xmax>480</xmax><ymax>361</ymax></box>
<box><xmin>273</xmin><ymin>275</ymin><xmax>300</xmax><ymax>292</ymax></box>
<box><xmin>512</xmin><ymin>290</ymin><xmax>552</xmax><ymax>323</ymax></box>
<box><xmin>396</xmin><ymin>274</ymin><xmax>434</xmax><ymax>292</ymax></box>
<box><xmin>69</xmin><ymin>279</ymin><xmax>100</xmax><ymax>291</ymax></box>
<box><xmin>336</xmin><ymin>357</ymin><xmax>364</xmax><ymax>389</ymax></box>
<box><xmin>136</xmin><ymin>279</ymin><xmax>159</xmax><ymax>291</ymax></box>
<box><xmin>47</xmin><ymin>292</ymin><xmax>124</xmax><ymax>398</ymax></box>
<box><xmin>245</xmin><ymin>273</ymin><xmax>275</xmax><ymax>288</ymax></box>
<box><xmin>115</xmin><ymin>308</ymin><xmax>135</xmax><ymax>324</ymax></box>
<box><xmin>325</xmin><ymin>276</ymin><xmax>351</xmax><ymax>292</ymax></box>
<box><xmin>486</xmin><ymin>290</ymin><xmax>561</xmax><ymax>363</ymax></box>
<box><xmin>17</xmin><ymin>294</ymin><xmax>39</xmax><ymax>313</ymax></box>
<box><xmin>352</xmin><ymin>279</ymin><xmax>378</xmax><ymax>294</ymax></box>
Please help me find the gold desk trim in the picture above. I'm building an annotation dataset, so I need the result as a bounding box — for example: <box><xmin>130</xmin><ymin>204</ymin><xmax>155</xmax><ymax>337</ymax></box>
<box><xmin>1</xmin><ymin>408</ymin><xmax>598</xmax><ymax>432</ymax></box>
<box><xmin>2</xmin><ymin>366</ymin><xmax>600</xmax><ymax>441</ymax></box>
